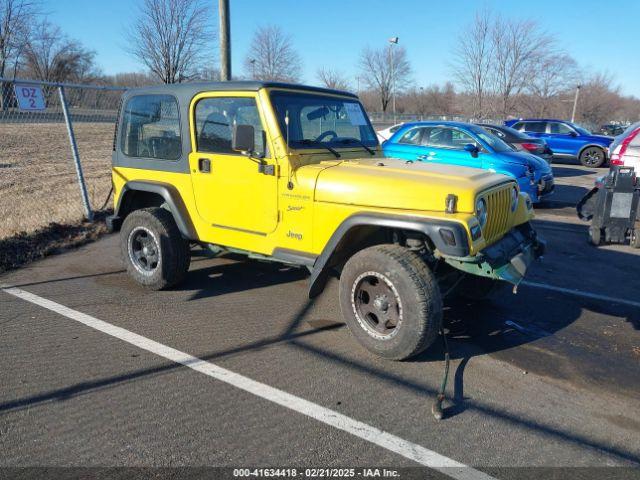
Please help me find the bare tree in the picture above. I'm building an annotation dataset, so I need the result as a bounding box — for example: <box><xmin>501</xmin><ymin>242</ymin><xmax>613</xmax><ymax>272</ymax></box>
<box><xmin>23</xmin><ymin>20</ymin><xmax>98</xmax><ymax>84</ymax></box>
<box><xmin>0</xmin><ymin>0</ymin><xmax>37</xmax><ymax>109</ymax></box>
<box><xmin>491</xmin><ymin>17</ymin><xmax>553</xmax><ymax>116</ymax></box>
<box><xmin>128</xmin><ymin>0</ymin><xmax>213</xmax><ymax>84</ymax></box>
<box><xmin>575</xmin><ymin>73</ymin><xmax>624</xmax><ymax>128</ymax></box>
<box><xmin>316</xmin><ymin>67</ymin><xmax>350</xmax><ymax>90</ymax></box>
<box><xmin>450</xmin><ymin>10</ymin><xmax>493</xmax><ymax>118</ymax></box>
<box><xmin>0</xmin><ymin>0</ymin><xmax>36</xmax><ymax>78</ymax></box>
<box><xmin>523</xmin><ymin>53</ymin><xmax>579</xmax><ymax>116</ymax></box>
<box><xmin>243</xmin><ymin>25</ymin><xmax>302</xmax><ymax>81</ymax></box>
<box><xmin>358</xmin><ymin>44</ymin><xmax>411</xmax><ymax>112</ymax></box>
<box><xmin>106</xmin><ymin>71</ymin><xmax>156</xmax><ymax>88</ymax></box>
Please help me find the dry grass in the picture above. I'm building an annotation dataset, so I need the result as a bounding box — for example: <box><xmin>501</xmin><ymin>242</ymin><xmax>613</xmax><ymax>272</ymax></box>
<box><xmin>0</xmin><ymin>122</ymin><xmax>114</xmax><ymax>238</ymax></box>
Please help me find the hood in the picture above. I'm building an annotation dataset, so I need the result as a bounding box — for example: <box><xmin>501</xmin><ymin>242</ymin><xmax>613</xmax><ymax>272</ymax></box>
<box><xmin>493</xmin><ymin>151</ymin><xmax>552</xmax><ymax>174</ymax></box>
<box><xmin>310</xmin><ymin>157</ymin><xmax>513</xmax><ymax>214</ymax></box>
<box><xmin>584</xmin><ymin>134</ymin><xmax>614</xmax><ymax>143</ymax></box>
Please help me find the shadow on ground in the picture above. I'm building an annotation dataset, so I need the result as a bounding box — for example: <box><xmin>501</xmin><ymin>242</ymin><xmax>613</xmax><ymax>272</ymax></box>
<box><xmin>2</xmin><ymin>218</ymin><xmax>640</xmax><ymax>465</ymax></box>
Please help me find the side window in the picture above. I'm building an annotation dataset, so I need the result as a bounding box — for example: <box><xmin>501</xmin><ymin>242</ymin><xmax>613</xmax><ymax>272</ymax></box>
<box><xmin>120</xmin><ymin>95</ymin><xmax>181</xmax><ymax>160</ymax></box>
<box><xmin>425</xmin><ymin>127</ymin><xmax>452</xmax><ymax>148</ymax></box>
<box><xmin>522</xmin><ymin>122</ymin><xmax>546</xmax><ymax>133</ymax></box>
<box><xmin>424</xmin><ymin>127</ymin><xmax>476</xmax><ymax>150</ymax></box>
<box><xmin>512</xmin><ymin>122</ymin><xmax>524</xmax><ymax>131</ymax></box>
<box><xmin>549</xmin><ymin>122</ymin><xmax>574</xmax><ymax>134</ymax></box>
<box><xmin>398</xmin><ymin>127</ymin><xmax>425</xmax><ymax>145</ymax></box>
<box><xmin>195</xmin><ymin>97</ymin><xmax>267</xmax><ymax>156</ymax></box>
<box><xmin>451</xmin><ymin>129</ymin><xmax>477</xmax><ymax>149</ymax></box>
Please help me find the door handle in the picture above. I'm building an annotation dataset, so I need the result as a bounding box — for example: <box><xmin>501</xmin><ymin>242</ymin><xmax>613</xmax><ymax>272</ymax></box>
<box><xmin>198</xmin><ymin>158</ymin><xmax>211</xmax><ymax>173</ymax></box>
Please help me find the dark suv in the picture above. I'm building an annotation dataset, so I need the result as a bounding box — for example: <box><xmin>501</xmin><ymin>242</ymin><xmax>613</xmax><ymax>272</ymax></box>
<box><xmin>505</xmin><ymin>119</ymin><xmax>614</xmax><ymax>167</ymax></box>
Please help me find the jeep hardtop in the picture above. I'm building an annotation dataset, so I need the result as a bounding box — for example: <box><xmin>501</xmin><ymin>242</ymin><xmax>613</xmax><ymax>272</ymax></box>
<box><xmin>108</xmin><ymin>81</ymin><xmax>544</xmax><ymax>360</ymax></box>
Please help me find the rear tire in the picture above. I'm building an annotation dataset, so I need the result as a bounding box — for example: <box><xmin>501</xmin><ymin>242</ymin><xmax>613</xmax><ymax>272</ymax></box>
<box><xmin>631</xmin><ymin>230</ymin><xmax>640</xmax><ymax>249</ymax></box>
<box><xmin>120</xmin><ymin>208</ymin><xmax>191</xmax><ymax>290</ymax></box>
<box><xmin>339</xmin><ymin>244</ymin><xmax>442</xmax><ymax>360</ymax></box>
<box><xmin>579</xmin><ymin>147</ymin><xmax>606</xmax><ymax>168</ymax></box>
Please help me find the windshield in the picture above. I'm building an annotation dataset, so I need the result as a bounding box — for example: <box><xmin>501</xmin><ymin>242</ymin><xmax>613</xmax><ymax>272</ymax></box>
<box><xmin>469</xmin><ymin>126</ymin><xmax>514</xmax><ymax>153</ymax></box>
<box><xmin>269</xmin><ymin>91</ymin><xmax>378</xmax><ymax>150</ymax></box>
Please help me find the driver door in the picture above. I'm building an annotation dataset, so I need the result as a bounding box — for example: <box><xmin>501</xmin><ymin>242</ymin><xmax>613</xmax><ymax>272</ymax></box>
<box><xmin>546</xmin><ymin>121</ymin><xmax>582</xmax><ymax>156</ymax></box>
<box><xmin>189</xmin><ymin>93</ymin><xmax>278</xmax><ymax>235</ymax></box>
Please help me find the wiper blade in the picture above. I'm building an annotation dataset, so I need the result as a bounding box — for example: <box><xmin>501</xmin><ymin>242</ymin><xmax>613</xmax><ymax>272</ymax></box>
<box><xmin>299</xmin><ymin>139</ymin><xmax>341</xmax><ymax>158</ymax></box>
<box><xmin>337</xmin><ymin>138</ymin><xmax>375</xmax><ymax>155</ymax></box>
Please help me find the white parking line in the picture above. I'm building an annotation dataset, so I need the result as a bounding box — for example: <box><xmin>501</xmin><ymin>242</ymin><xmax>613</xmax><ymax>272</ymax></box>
<box><xmin>2</xmin><ymin>286</ymin><xmax>494</xmax><ymax>480</ymax></box>
<box><xmin>522</xmin><ymin>281</ymin><xmax>640</xmax><ymax>309</ymax></box>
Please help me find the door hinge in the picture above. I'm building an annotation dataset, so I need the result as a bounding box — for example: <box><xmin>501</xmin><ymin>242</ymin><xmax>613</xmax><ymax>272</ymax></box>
<box><xmin>259</xmin><ymin>163</ymin><xmax>277</xmax><ymax>176</ymax></box>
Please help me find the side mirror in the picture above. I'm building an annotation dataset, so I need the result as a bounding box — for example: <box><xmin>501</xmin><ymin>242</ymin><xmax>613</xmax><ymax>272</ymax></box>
<box><xmin>464</xmin><ymin>143</ymin><xmax>479</xmax><ymax>158</ymax></box>
<box><xmin>569</xmin><ymin>131</ymin><xmax>578</xmax><ymax>137</ymax></box>
<box><xmin>232</xmin><ymin>124</ymin><xmax>255</xmax><ymax>153</ymax></box>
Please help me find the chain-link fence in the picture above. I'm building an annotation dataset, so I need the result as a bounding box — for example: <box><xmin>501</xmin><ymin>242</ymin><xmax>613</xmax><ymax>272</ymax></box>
<box><xmin>368</xmin><ymin>112</ymin><xmax>503</xmax><ymax>129</ymax></box>
<box><xmin>0</xmin><ymin>78</ymin><xmax>126</xmax><ymax>239</ymax></box>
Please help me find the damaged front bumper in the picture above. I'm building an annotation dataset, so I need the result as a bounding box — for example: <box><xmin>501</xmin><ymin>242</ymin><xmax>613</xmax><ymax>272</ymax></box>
<box><xmin>443</xmin><ymin>222</ymin><xmax>545</xmax><ymax>286</ymax></box>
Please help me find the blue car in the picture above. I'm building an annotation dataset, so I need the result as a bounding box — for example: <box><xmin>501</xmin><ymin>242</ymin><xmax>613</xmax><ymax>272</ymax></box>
<box><xmin>382</xmin><ymin>121</ymin><xmax>554</xmax><ymax>203</ymax></box>
<box><xmin>504</xmin><ymin>118</ymin><xmax>613</xmax><ymax>168</ymax></box>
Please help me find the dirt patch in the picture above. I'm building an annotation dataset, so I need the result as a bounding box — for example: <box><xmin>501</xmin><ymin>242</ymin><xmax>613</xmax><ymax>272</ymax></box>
<box><xmin>0</xmin><ymin>122</ymin><xmax>114</xmax><ymax>238</ymax></box>
<box><xmin>0</xmin><ymin>210</ymin><xmax>111</xmax><ymax>274</ymax></box>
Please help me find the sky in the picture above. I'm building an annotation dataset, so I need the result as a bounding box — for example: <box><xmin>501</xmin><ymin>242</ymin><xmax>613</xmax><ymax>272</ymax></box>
<box><xmin>47</xmin><ymin>0</ymin><xmax>640</xmax><ymax>97</ymax></box>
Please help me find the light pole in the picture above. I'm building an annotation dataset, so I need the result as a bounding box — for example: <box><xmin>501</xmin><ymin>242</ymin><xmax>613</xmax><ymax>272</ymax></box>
<box><xmin>249</xmin><ymin>58</ymin><xmax>256</xmax><ymax>79</ymax></box>
<box><xmin>571</xmin><ymin>84</ymin><xmax>581</xmax><ymax>123</ymax></box>
<box><xmin>219</xmin><ymin>0</ymin><xmax>231</xmax><ymax>81</ymax></box>
<box><xmin>388</xmin><ymin>36</ymin><xmax>398</xmax><ymax>124</ymax></box>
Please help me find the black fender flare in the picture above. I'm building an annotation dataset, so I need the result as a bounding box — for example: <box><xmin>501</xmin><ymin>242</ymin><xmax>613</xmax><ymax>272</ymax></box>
<box><xmin>308</xmin><ymin>213</ymin><xmax>470</xmax><ymax>298</ymax></box>
<box><xmin>113</xmin><ymin>180</ymin><xmax>197</xmax><ymax>240</ymax></box>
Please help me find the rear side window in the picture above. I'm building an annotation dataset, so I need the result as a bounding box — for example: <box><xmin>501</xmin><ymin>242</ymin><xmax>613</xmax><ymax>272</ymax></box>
<box><xmin>120</xmin><ymin>95</ymin><xmax>182</xmax><ymax>160</ymax></box>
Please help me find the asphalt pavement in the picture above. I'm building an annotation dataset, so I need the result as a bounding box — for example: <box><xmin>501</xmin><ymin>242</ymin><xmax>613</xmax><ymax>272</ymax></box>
<box><xmin>1</xmin><ymin>164</ymin><xmax>639</xmax><ymax>479</ymax></box>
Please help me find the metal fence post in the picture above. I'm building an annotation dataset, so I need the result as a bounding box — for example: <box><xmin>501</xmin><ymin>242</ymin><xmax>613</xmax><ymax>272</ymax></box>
<box><xmin>58</xmin><ymin>85</ymin><xmax>93</xmax><ymax>221</ymax></box>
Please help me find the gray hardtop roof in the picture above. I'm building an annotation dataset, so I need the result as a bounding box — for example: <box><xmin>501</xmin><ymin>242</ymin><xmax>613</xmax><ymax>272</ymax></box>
<box><xmin>124</xmin><ymin>81</ymin><xmax>358</xmax><ymax>100</ymax></box>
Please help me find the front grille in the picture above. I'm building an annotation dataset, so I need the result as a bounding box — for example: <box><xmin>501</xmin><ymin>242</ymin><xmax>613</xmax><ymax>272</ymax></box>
<box><xmin>482</xmin><ymin>186</ymin><xmax>514</xmax><ymax>245</ymax></box>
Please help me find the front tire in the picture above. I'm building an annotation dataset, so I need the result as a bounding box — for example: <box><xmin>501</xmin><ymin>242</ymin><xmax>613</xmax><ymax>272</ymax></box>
<box><xmin>120</xmin><ymin>208</ymin><xmax>191</xmax><ymax>290</ymax></box>
<box><xmin>631</xmin><ymin>230</ymin><xmax>640</xmax><ymax>249</ymax></box>
<box><xmin>588</xmin><ymin>226</ymin><xmax>603</xmax><ymax>246</ymax></box>
<box><xmin>339</xmin><ymin>244</ymin><xmax>442</xmax><ymax>360</ymax></box>
<box><xmin>579</xmin><ymin>147</ymin><xmax>606</xmax><ymax>168</ymax></box>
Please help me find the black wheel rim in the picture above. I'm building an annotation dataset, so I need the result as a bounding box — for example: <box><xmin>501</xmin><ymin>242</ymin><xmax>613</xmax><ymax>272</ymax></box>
<box><xmin>582</xmin><ymin>148</ymin><xmax>603</xmax><ymax>166</ymax></box>
<box><xmin>128</xmin><ymin>227</ymin><xmax>160</xmax><ymax>275</ymax></box>
<box><xmin>351</xmin><ymin>271</ymin><xmax>403</xmax><ymax>339</ymax></box>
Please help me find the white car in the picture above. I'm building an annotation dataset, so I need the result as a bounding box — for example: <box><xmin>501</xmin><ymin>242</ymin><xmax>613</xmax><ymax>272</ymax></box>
<box><xmin>610</xmin><ymin>121</ymin><xmax>640</xmax><ymax>171</ymax></box>
<box><xmin>376</xmin><ymin>123</ymin><xmax>404</xmax><ymax>143</ymax></box>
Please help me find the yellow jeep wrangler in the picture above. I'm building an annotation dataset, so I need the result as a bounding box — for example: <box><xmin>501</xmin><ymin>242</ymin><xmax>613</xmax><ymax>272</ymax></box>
<box><xmin>108</xmin><ymin>81</ymin><xmax>544</xmax><ymax>360</ymax></box>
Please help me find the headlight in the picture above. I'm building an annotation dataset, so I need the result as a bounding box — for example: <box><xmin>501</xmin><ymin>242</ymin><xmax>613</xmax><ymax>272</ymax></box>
<box><xmin>475</xmin><ymin>198</ymin><xmax>488</xmax><ymax>228</ymax></box>
<box><xmin>510</xmin><ymin>186</ymin><xmax>518</xmax><ymax>212</ymax></box>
